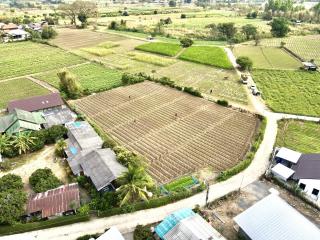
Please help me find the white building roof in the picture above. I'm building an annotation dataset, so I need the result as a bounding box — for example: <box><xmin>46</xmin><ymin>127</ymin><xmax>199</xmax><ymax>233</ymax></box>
<box><xmin>234</xmin><ymin>194</ymin><xmax>320</xmax><ymax>240</ymax></box>
<box><xmin>271</xmin><ymin>163</ymin><xmax>295</xmax><ymax>181</ymax></box>
<box><xmin>276</xmin><ymin>147</ymin><xmax>301</xmax><ymax>164</ymax></box>
<box><xmin>97</xmin><ymin>227</ymin><xmax>125</xmax><ymax>240</ymax></box>
<box><xmin>8</xmin><ymin>29</ymin><xmax>30</xmax><ymax>36</ymax></box>
<box><xmin>164</xmin><ymin>214</ymin><xmax>226</xmax><ymax>240</ymax></box>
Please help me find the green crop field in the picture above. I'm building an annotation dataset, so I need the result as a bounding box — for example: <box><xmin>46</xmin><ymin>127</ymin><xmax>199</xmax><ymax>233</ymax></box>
<box><xmin>252</xmin><ymin>69</ymin><xmax>320</xmax><ymax>116</ymax></box>
<box><xmin>135</xmin><ymin>42</ymin><xmax>182</xmax><ymax>56</ymax></box>
<box><xmin>276</xmin><ymin>120</ymin><xmax>320</xmax><ymax>153</ymax></box>
<box><xmin>233</xmin><ymin>45</ymin><xmax>301</xmax><ymax>70</ymax></box>
<box><xmin>35</xmin><ymin>63</ymin><xmax>122</xmax><ymax>93</ymax></box>
<box><xmin>0</xmin><ymin>42</ymin><xmax>85</xmax><ymax>80</ymax></box>
<box><xmin>0</xmin><ymin>78</ymin><xmax>50</xmax><ymax>109</ymax></box>
<box><xmin>249</xmin><ymin>35</ymin><xmax>320</xmax><ymax>65</ymax></box>
<box><xmin>179</xmin><ymin>46</ymin><xmax>233</xmax><ymax>69</ymax></box>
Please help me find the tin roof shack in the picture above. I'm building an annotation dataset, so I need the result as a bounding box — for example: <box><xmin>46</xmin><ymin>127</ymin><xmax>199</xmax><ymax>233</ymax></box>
<box><xmin>7</xmin><ymin>93</ymin><xmax>64</xmax><ymax>113</ymax></box>
<box><xmin>0</xmin><ymin>109</ymin><xmax>46</xmax><ymax>135</ymax></box>
<box><xmin>155</xmin><ymin>208</ymin><xmax>226</xmax><ymax>240</ymax></box>
<box><xmin>43</xmin><ymin>108</ymin><xmax>77</xmax><ymax>128</ymax></box>
<box><xmin>275</xmin><ymin>147</ymin><xmax>301</xmax><ymax>167</ymax></box>
<box><xmin>5</xmin><ymin>29</ymin><xmax>30</xmax><ymax>42</ymax></box>
<box><xmin>234</xmin><ymin>194</ymin><xmax>320</xmax><ymax>240</ymax></box>
<box><xmin>26</xmin><ymin>183</ymin><xmax>80</xmax><ymax>219</ymax></box>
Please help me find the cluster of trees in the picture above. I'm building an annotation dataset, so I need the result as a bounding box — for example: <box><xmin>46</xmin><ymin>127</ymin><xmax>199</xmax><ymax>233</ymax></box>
<box><xmin>58</xmin><ymin>69</ymin><xmax>82</xmax><ymax>99</ymax></box>
<box><xmin>29</xmin><ymin>168</ymin><xmax>62</xmax><ymax>193</ymax></box>
<box><xmin>0</xmin><ymin>125</ymin><xmax>67</xmax><ymax>161</ymax></box>
<box><xmin>0</xmin><ymin>174</ymin><xmax>27</xmax><ymax>225</ymax></box>
<box><xmin>27</xmin><ymin>26</ymin><xmax>57</xmax><ymax>41</ymax></box>
<box><xmin>58</xmin><ymin>0</ymin><xmax>97</xmax><ymax>28</ymax></box>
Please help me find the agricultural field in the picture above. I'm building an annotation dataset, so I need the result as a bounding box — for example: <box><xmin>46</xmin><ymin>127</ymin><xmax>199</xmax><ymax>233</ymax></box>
<box><xmin>252</xmin><ymin>69</ymin><xmax>320</xmax><ymax>116</ymax></box>
<box><xmin>135</xmin><ymin>42</ymin><xmax>182</xmax><ymax>57</ymax></box>
<box><xmin>179</xmin><ymin>46</ymin><xmax>233</xmax><ymax>69</ymax></box>
<box><xmin>0</xmin><ymin>42</ymin><xmax>85</xmax><ymax>80</ymax></box>
<box><xmin>249</xmin><ymin>35</ymin><xmax>320</xmax><ymax>65</ymax></box>
<box><xmin>128</xmin><ymin>52</ymin><xmax>177</xmax><ymax>66</ymax></box>
<box><xmin>0</xmin><ymin>78</ymin><xmax>50</xmax><ymax>109</ymax></box>
<box><xmin>72</xmin><ymin>81</ymin><xmax>259</xmax><ymax>183</ymax></box>
<box><xmin>35</xmin><ymin>63</ymin><xmax>122</xmax><ymax>93</ymax></box>
<box><xmin>233</xmin><ymin>45</ymin><xmax>301</xmax><ymax>70</ymax></box>
<box><xmin>276</xmin><ymin>120</ymin><xmax>320</xmax><ymax>153</ymax></box>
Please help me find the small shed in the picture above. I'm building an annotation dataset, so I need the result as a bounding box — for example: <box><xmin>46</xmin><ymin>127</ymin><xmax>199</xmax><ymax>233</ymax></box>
<box><xmin>271</xmin><ymin>163</ymin><xmax>295</xmax><ymax>181</ymax></box>
<box><xmin>275</xmin><ymin>147</ymin><xmax>301</xmax><ymax>166</ymax></box>
<box><xmin>6</xmin><ymin>29</ymin><xmax>30</xmax><ymax>42</ymax></box>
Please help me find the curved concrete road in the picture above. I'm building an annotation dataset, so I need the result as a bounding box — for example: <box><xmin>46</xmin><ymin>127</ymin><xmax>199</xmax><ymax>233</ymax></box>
<box><xmin>2</xmin><ymin>49</ymin><xmax>319</xmax><ymax>240</ymax></box>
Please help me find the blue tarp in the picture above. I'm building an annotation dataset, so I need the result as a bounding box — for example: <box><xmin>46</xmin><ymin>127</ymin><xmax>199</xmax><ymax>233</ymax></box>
<box><xmin>155</xmin><ymin>208</ymin><xmax>195</xmax><ymax>239</ymax></box>
<box><xmin>73</xmin><ymin>122</ymin><xmax>82</xmax><ymax>128</ymax></box>
<box><xmin>70</xmin><ymin>146</ymin><xmax>78</xmax><ymax>155</ymax></box>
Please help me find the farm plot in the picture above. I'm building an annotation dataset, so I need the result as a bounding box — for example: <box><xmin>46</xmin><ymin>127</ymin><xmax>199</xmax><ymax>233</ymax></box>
<box><xmin>179</xmin><ymin>46</ymin><xmax>233</xmax><ymax>69</ymax></box>
<box><xmin>72</xmin><ymin>81</ymin><xmax>259</xmax><ymax>183</ymax></box>
<box><xmin>50</xmin><ymin>28</ymin><xmax>127</xmax><ymax>50</ymax></box>
<box><xmin>35</xmin><ymin>63</ymin><xmax>122</xmax><ymax>93</ymax></box>
<box><xmin>250</xmin><ymin>35</ymin><xmax>320</xmax><ymax>65</ymax></box>
<box><xmin>0</xmin><ymin>78</ymin><xmax>50</xmax><ymax>109</ymax></box>
<box><xmin>0</xmin><ymin>42</ymin><xmax>84</xmax><ymax>80</ymax></box>
<box><xmin>252</xmin><ymin>69</ymin><xmax>320</xmax><ymax>116</ymax></box>
<box><xmin>233</xmin><ymin>45</ymin><xmax>301</xmax><ymax>70</ymax></box>
<box><xmin>135</xmin><ymin>42</ymin><xmax>182</xmax><ymax>57</ymax></box>
<box><xmin>276</xmin><ymin>120</ymin><xmax>320</xmax><ymax>153</ymax></box>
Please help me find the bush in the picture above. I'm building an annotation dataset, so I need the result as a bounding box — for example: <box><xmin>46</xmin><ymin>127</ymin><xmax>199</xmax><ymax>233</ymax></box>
<box><xmin>41</xmin><ymin>26</ymin><xmax>57</xmax><ymax>39</ymax></box>
<box><xmin>134</xmin><ymin>225</ymin><xmax>154</xmax><ymax>240</ymax></box>
<box><xmin>76</xmin><ymin>234</ymin><xmax>100</xmax><ymax>240</ymax></box>
<box><xmin>169</xmin><ymin>0</ymin><xmax>176</xmax><ymax>7</ymax></box>
<box><xmin>108</xmin><ymin>21</ymin><xmax>118</xmax><ymax>30</ymax></box>
<box><xmin>151</xmin><ymin>76</ymin><xmax>175</xmax><ymax>87</ymax></box>
<box><xmin>29</xmin><ymin>168</ymin><xmax>62</xmax><ymax>193</ymax></box>
<box><xmin>181</xmin><ymin>14</ymin><xmax>187</xmax><ymax>19</ymax></box>
<box><xmin>121</xmin><ymin>72</ymin><xmax>146</xmax><ymax>85</ymax></box>
<box><xmin>183</xmin><ymin>87</ymin><xmax>202</xmax><ymax>97</ymax></box>
<box><xmin>236</xmin><ymin>56</ymin><xmax>253</xmax><ymax>71</ymax></box>
<box><xmin>217</xmin><ymin>99</ymin><xmax>229</xmax><ymax>107</ymax></box>
<box><xmin>0</xmin><ymin>174</ymin><xmax>23</xmax><ymax>191</ymax></box>
<box><xmin>180</xmin><ymin>37</ymin><xmax>193</xmax><ymax>48</ymax></box>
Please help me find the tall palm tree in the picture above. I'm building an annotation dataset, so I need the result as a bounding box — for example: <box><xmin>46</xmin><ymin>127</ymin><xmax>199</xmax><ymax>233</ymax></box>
<box><xmin>13</xmin><ymin>132</ymin><xmax>36</xmax><ymax>155</ymax></box>
<box><xmin>0</xmin><ymin>134</ymin><xmax>10</xmax><ymax>154</ymax></box>
<box><xmin>117</xmin><ymin>165</ymin><xmax>154</xmax><ymax>207</ymax></box>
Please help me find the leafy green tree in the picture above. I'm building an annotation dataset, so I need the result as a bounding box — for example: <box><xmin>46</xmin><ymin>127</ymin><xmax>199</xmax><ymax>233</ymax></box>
<box><xmin>217</xmin><ymin>22</ymin><xmax>237</xmax><ymax>40</ymax></box>
<box><xmin>58</xmin><ymin>69</ymin><xmax>82</xmax><ymax>99</ymax></box>
<box><xmin>78</xmin><ymin>11</ymin><xmax>88</xmax><ymax>28</ymax></box>
<box><xmin>236</xmin><ymin>56</ymin><xmax>253</xmax><ymax>71</ymax></box>
<box><xmin>0</xmin><ymin>134</ymin><xmax>10</xmax><ymax>154</ymax></box>
<box><xmin>134</xmin><ymin>225</ymin><xmax>154</xmax><ymax>240</ymax></box>
<box><xmin>13</xmin><ymin>132</ymin><xmax>36</xmax><ymax>155</ymax></box>
<box><xmin>180</xmin><ymin>38</ymin><xmax>193</xmax><ymax>48</ymax></box>
<box><xmin>41</xmin><ymin>26</ymin><xmax>57</xmax><ymax>39</ymax></box>
<box><xmin>117</xmin><ymin>165</ymin><xmax>154</xmax><ymax>206</ymax></box>
<box><xmin>55</xmin><ymin>139</ymin><xmax>66</xmax><ymax>157</ymax></box>
<box><xmin>168</xmin><ymin>0</ymin><xmax>176</xmax><ymax>7</ymax></box>
<box><xmin>313</xmin><ymin>2</ymin><xmax>320</xmax><ymax>22</ymax></box>
<box><xmin>271</xmin><ymin>17</ymin><xmax>290</xmax><ymax>37</ymax></box>
<box><xmin>0</xmin><ymin>190</ymin><xmax>27</xmax><ymax>225</ymax></box>
<box><xmin>242</xmin><ymin>24</ymin><xmax>258</xmax><ymax>40</ymax></box>
<box><xmin>0</xmin><ymin>174</ymin><xmax>23</xmax><ymax>192</ymax></box>
<box><xmin>29</xmin><ymin>168</ymin><xmax>62</xmax><ymax>193</ymax></box>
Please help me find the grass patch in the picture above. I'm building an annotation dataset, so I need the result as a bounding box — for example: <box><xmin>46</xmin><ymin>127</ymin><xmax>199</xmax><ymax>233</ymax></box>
<box><xmin>0</xmin><ymin>78</ymin><xmax>50</xmax><ymax>109</ymax></box>
<box><xmin>164</xmin><ymin>176</ymin><xmax>197</xmax><ymax>192</ymax></box>
<box><xmin>0</xmin><ymin>215</ymin><xmax>90</xmax><ymax>236</ymax></box>
<box><xmin>179</xmin><ymin>46</ymin><xmax>233</xmax><ymax>69</ymax></box>
<box><xmin>128</xmin><ymin>52</ymin><xmax>176</xmax><ymax>66</ymax></box>
<box><xmin>35</xmin><ymin>63</ymin><xmax>122</xmax><ymax>93</ymax></box>
<box><xmin>252</xmin><ymin>69</ymin><xmax>320</xmax><ymax>116</ymax></box>
<box><xmin>233</xmin><ymin>45</ymin><xmax>301</xmax><ymax>70</ymax></box>
<box><xmin>81</xmin><ymin>47</ymin><xmax>114</xmax><ymax>56</ymax></box>
<box><xmin>97</xmin><ymin>41</ymin><xmax>120</xmax><ymax>49</ymax></box>
<box><xmin>276</xmin><ymin>120</ymin><xmax>320</xmax><ymax>153</ymax></box>
<box><xmin>135</xmin><ymin>42</ymin><xmax>182</xmax><ymax>57</ymax></box>
<box><xmin>0</xmin><ymin>42</ymin><xmax>84</xmax><ymax>80</ymax></box>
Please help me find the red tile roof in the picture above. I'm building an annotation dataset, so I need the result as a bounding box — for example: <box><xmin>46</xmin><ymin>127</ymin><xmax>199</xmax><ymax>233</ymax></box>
<box><xmin>8</xmin><ymin>93</ymin><xmax>64</xmax><ymax>113</ymax></box>
<box><xmin>26</xmin><ymin>183</ymin><xmax>80</xmax><ymax>218</ymax></box>
<box><xmin>1</xmin><ymin>23</ymin><xmax>18</xmax><ymax>30</ymax></box>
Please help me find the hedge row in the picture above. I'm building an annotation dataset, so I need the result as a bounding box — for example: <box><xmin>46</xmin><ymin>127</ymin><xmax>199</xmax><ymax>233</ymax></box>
<box><xmin>0</xmin><ymin>214</ymin><xmax>90</xmax><ymax>236</ymax></box>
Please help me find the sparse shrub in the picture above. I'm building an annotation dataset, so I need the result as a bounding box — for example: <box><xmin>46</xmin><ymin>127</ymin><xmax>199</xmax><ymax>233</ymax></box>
<box><xmin>183</xmin><ymin>87</ymin><xmax>202</xmax><ymax>97</ymax></box>
<box><xmin>181</xmin><ymin>13</ymin><xmax>187</xmax><ymax>19</ymax></box>
<box><xmin>180</xmin><ymin>37</ymin><xmax>193</xmax><ymax>48</ymax></box>
<box><xmin>217</xmin><ymin>99</ymin><xmax>229</xmax><ymax>107</ymax></box>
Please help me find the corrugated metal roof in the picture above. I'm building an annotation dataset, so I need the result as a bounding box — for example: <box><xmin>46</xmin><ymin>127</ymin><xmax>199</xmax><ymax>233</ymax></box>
<box><xmin>155</xmin><ymin>208</ymin><xmax>195</xmax><ymax>239</ymax></box>
<box><xmin>293</xmin><ymin>154</ymin><xmax>320</xmax><ymax>180</ymax></box>
<box><xmin>271</xmin><ymin>163</ymin><xmax>295</xmax><ymax>180</ymax></box>
<box><xmin>276</xmin><ymin>147</ymin><xmax>301</xmax><ymax>164</ymax></box>
<box><xmin>234</xmin><ymin>194</ymin><xmax>320</xmax><ymax>240</ymax></box>
<box><xmin>43</xmin><ymin>108</ymin><xmax>77</xmax><ymax>128</ymax></box>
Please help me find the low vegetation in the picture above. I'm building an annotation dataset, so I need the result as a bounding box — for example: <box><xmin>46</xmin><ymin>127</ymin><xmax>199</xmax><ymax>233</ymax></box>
<box><xmin>29</xmin><ymin>168</ymin><xmax>62</xmax><ymax>193</ymax></box>
<box><xmin>163</xmin><ymin>176</ymin><xmax>197</xmax><ymax>192</ymax></box>
<box><xmin>128</xmin><ymin>52</ymin><xmax>176</xmax><ymax>66</ymax></box>
<box><xmin>276</xmin><ymin>120</ymin><xmax>320</xmax><ymax>153</ymax></box>
<box><xmin>179</xmin><ymin>46</ymin><xmax>233</xmax><ymax>69</ymax></box>
<box><xmin>252</xmin><ymin>69</ymin><xmax>320</xmax><ymax>116</ymax></box>
<box><xmin>81</xmin><ymin>47</ymin><xmax>114</xmax><ymax>57</ymax></box>
<box><xmin>0</xmin><ymin>78</ymin><xmax>49</xmax><ymax>109</ymax></box>
<box><xmin>135</xmin><ymin>42</ymin><xmax>182</xmax><ymax>57</ymax></box>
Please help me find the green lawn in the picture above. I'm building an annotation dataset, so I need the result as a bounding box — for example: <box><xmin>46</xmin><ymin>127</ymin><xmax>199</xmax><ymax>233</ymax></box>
<box><xmin>276</xmin><ymin>120</ymin><xmax>320</xmax><ymax>153</ymax></box>
<box><xmin>0</xmin><ymin>42</ymin><xmax>85</xmax><ymax>80</ymax></box>
<box><xmin>0</xmin><ymin>78</ymin><xmax>50</xmax><ymax>109</ymax></box>
<box><xmin>35</xmin><ymin>63</ymin><xmax>122</xmax><ymax>93</ymax></box>
<box><xmin>252</xmin><ymin>69</ymin><xmax>320</xmax><ymax>116</ymax></box>
<box><xmin>233</xmin><ymin>45</ymin><xmax>301</xmax><ymax>70</ymax></box>
<box><xmin>135</xmin><ymin>42</ymin><xmax>182</xmax><ymax>57</ymax></box>
<box><xmin>179</xmin><ymin>46</ymin><xmax>233</xmax><ymax>69</ymax></box>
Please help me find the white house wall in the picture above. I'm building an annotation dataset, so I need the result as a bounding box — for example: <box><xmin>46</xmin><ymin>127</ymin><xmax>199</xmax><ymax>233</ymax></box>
<box><xmin>298</xmin><ymin>179</ymin><xmax>320</xmax><ymax>205</ymax></box>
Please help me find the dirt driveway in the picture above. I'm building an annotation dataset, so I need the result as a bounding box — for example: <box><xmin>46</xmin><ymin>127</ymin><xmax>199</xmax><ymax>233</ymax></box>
<box><xmin>0</xmin><ymin>145</ymin><xmax>68</xmax><ymax>192</ymax></box>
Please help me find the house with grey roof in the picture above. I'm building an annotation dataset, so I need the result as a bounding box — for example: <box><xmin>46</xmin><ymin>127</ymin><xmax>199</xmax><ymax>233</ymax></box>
<box><xmin>234</xmin><ymin>194</ymin><xmax>320</xmax><ymax>240</ymax></box>
<box><xmin>43</xmin><ymin>108</ymin><xmax>77</xmax><ymax>129</ymax></box>
<box><xmin>0</xmin><ymin>109</ymin><xmax>46</xmax><ymax>135</ymax></box>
